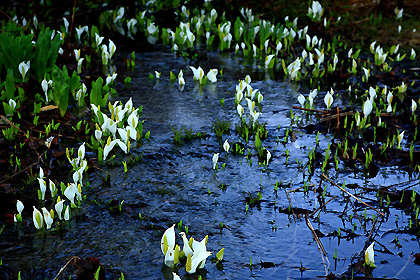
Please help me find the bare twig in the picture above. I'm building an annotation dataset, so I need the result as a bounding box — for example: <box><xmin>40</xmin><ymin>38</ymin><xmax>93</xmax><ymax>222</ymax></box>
<box><xmin>320</xmin><ymin>111</ymin><xmax>354</xmax><ymax>122</ymax></box>
<box><xmin>322</xmin><ymin>174</ymin><xmax>385</xmax><ymax>217</ymax></box>
<box><xmin>52</xmin><ymin>256</ymin><xmax>77</xmax><ymax>280</ymax></box>
<box><xmin>309</xmin><ymin>195</ymin><xmax>338</xmax><ymax>218</ymax></box>
<box><xmin>292</xmin><ymin>106</ymin><xmax>328</xmax><ymax>114</ymax></box>
<box><xmin>305</xmin><ymin>214</ymin><xmax>330</xmax><ymax>275</ymax></box>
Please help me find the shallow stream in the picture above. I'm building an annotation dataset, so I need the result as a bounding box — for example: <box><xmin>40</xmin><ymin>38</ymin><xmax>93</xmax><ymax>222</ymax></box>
<box><xmin>1</xmin><ymin>49</ymin><xmax>419</xmax><ymax>279</ymax></box>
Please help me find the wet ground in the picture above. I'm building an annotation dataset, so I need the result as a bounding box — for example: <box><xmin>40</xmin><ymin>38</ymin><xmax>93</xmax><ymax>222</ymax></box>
<box><xmin>1</xmin><ymin>49</ymin><xmax>420</xmax><ymax>279</ymax></box>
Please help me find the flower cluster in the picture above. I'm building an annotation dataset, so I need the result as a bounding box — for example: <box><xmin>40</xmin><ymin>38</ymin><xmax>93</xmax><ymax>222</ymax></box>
<box><xmin>160</xmin><ymin>224</ymin><xmax>223</xmax><ymax>275</ymax></box>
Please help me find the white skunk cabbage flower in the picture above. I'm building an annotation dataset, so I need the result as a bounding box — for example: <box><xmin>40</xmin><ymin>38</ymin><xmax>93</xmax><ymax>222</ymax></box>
<box><xmin>212</xmin><ymin>153</ymin><xmax>219</xmax><ymax>170</ymax></box>
<box><xmin>223</xmin><ymin>140</ymin><xmax>230</xmax><ymax>153</ymax></box>
<box><xmin>363</xmin><ymin>99</ymin><xmax>373</xmax><ymax>117</ymax></box>
<box><xmin>161</xmin><ymin>224</ymin><xmax>176</xmax><ymax>255</ymax></box>
<box><xmin>33</xmin><ymin>206</ymin><xmax>44</xmax><ymax>229</ymax></box>
<box><xmin>207</xmin><ymin>69</ymin><xmax>218</xmax><ymax>83</ymax></box>
<box><xmin>365</xmin><ymin>242</ymin><xmax>376</xmax><ymax>268</ymax></box>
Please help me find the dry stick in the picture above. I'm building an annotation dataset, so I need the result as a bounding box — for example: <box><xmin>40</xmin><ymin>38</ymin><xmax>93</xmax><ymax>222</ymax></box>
<box><xmin>68</xmin><ymin>0</ymin><xmax>77</xmax><ymax>48</ymax></box>
<box><xmin>305</xmin><ymin>214</ymin><xmax>330</xmax><ymax>275</ymax></box>
<box><xmin>92</xmin><ymin>165</ymin><xmax>111</xmax><ymax>177</ymax></box>
<box><xmin>322</xmin><ymin>174</ymin><xmax>385</xmax><ymax>217</ymax></box>
<box><xmin>292</xmin><ymin>106</ymin><xmax>328</xmax><ymax>114</ymax></box>
<box><xmin>320</xmin><ymin>111</ymin><xmax>354</xmax><ymax>122</ymax></box>
<box><xmin>309</xmin><ymin>195</ymin><xmax>338</xmax><ymax>218</ymax></box>
<box><xmin>348</xmin><ymin>197</ymin><xmax>367</xmax><ymax>232</ymax></box>
<box><xmin>0</xmin><ymin>150</ymin><xmax>47</xmax><ymax>185</ymax></box>
<box><xmin>336</xmin><ymin>106</ymin><xmax>340</xmax><ymax>130</ymax></box>
<box><xmin>52</xmin><ymin>256</ymin><xmax>77</xmax><ymax>280</ymax></box>
<box><xmin>1</xmin><ymin>114</ymin><xmax>29</xmax><ymax>138</ymax></box>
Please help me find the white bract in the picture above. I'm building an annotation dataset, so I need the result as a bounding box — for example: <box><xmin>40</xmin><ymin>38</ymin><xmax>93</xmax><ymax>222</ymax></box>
<box><xmin>412</xmin><ymin>99</ymin><xmax>417</xmax><ymax>113</ymax></box>
<box><xmin>63</xmin><ymin>17</ymin><xmax>69</xmax><ymax>33</ymax></box>
<box><xmin>42</xmin><ymin>207</ymin><xmax>53</xmax><ymax>229</ymax></box>
<box><xmin>33</xmin><ymin>206</ymin><xmax>43</xmax><ymax>229</ymax></box>
<box><xmin>18</xmin><ymin>61</ymin><xmax>30</xmax><ymax>81</ymax></box>
<box><xmin>190</xmin><ymin>66</ymin><xmax>205</xmax><ymax>84</ymax></box>
<box><xmin>287</xmin><ymin>58</ymin><xmax>301</xmax><ymax>80</ymax></box>
<box><xmin>49</xmin><ymin>179</ymin><xmax>57</xmax><ymax>197</ymax></box>
<box><xmin>265</xmin><ymin>54</ymin><xmax>275</xmax><ymax>69</ymax></box>
<box><xmin>266</xmin><ymin>149</ymin><xmax>271</xmax><ymax>165</ymax></box>
<box><xmin>365</xmin><ymin>242</ymin><xmax>375</xmax><ymax>268</ymax></box>
<box><xmin>17</xmin><ymin>200</ymin><xmax>24</xmax><ymax>215</ymax></box>
<box><xmin>95</xmin><ymin>33</ymin><xmax>104</xmax><ymax>46</ymax></box>
<box><xmin>395</xmin><ymin>8</ymin><xmax>403</xmax><ymax>19</ymax></box>
<box><xmin>369</xmin><ymin>87</ymin><xmax>376</xmax><ymax>100</ymax></box>
<box><xmin>212</xmin><ymin>153</ymin><xmax>219</xmax><ymax>170</ymax></box>
<box><xmin>223</xmin><ymin>140</ymin><xmax>230</xmax><ymax>153</ymax></box>
<box><xmin>9</xmin><ymin>99</ymin><xmax>16</xmax><ymax>109</ymax></box>
<box><xmin>410</xmin><ymin>49</ymin><xmax>416</xmax><ymax>60</ymax></box>
<box><xmin>324</xmin><ymin>91</ymin><xmax>333</xmax><ymax>110</ymax></box>
<box><xmin>298</xmin><ymin>94</ymin><xmax>305</xmax><ymax>107</ymax></box>
<box><xmin>363</xmin><ymin>67</ymin><xmax>370</xmax><ymax>82</ymax></box>
<box><xmin>38</xmin><ymin>178</ymin><xmax>46</xmax><ymax>200</ymax></box>
<box><xmin>398</xmin><ymin>131</ymin><xmax>404</xmax><ymax>149</ymax></box>
<box><xmin>363</xmin><ymin>99</ymin><xmax>373</xmax><ymax>117</ymax></box>
<box><xmin>257</xmin><ymin>92</ymin><xmax>263</xmax><ymax>104</ymax></box>
<box><xmin>64</xmin><ymin>205</ymin><xmax>70</xmax><ymax>221</ymax></box>
<box><xmin>308</xmin><ymin>1</ymin><xmax>323</xmax><ymax>21</ymax></box>
<box><xmin>109</xmin><ymin>39</ymin><xmax>116</xmax><ymax>59</ymax></box>
<box><xmin>64</xmin><ymin>183</ymin><xmax>79</xmax><ymax>204</ymax></box>
<box><xmin>207</xmin><ymin>69</ymin><xmax>218</xmax><ymax>83</ymax></box>
<box><xmin>147</xmin><ymin>22</ymin><xmax>157</xmax><ymax>35</ymax></box>
<box><xmin>161</xmin><ymin>224</ymin><xmax>176</xmax><ymax>255</ymax></box>
<box><xmin>237</xmin><ymin>104</ymin><xmax>244</xmax><ymax>118</ymax></box>
<box><xmin>55</xmin><ymin>198</ymin><xmax>64</xmax><ymax>220</ymax></box>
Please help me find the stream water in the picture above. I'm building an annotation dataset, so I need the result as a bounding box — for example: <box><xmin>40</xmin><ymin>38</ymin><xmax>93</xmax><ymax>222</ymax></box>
<box><xmin>1</xmin><ymin>49</ymin><xmax>419</xmax><ymax>279</ymax></box>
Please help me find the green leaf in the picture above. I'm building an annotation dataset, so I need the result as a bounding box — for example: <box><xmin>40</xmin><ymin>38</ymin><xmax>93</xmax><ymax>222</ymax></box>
<box><xmin>216</xmin><ymin>248</ymin><xmax>225</xmax><ymax>261</ymax></box>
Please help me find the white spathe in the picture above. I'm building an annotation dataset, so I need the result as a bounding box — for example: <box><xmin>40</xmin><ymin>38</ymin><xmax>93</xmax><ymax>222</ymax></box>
<box><xmin>161</xmin><ymin>224</ymin><xmax>176</xmax><ymax>255</ymax></box>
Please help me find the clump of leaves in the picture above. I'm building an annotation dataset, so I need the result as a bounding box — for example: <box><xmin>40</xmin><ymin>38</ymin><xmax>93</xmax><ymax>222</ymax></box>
<box><xmin>213</xmin><ymin>118</ymin><xmax>231</xmax><ymax>138</ymax></box>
